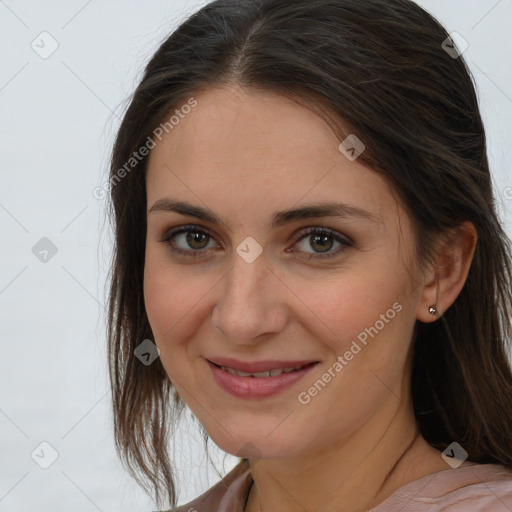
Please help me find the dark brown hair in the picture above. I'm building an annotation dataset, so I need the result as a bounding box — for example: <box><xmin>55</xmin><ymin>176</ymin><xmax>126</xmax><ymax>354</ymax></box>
<box><xmin>106</xmin><ymin>0</ymin><xmax>512</xmax><ymax>508</ymax></box>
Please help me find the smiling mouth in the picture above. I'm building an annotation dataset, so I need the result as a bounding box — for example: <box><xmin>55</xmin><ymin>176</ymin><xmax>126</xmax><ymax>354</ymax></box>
<box><xmin>211</xmin><ymin>361</ymin><xmax>316</xmax><ymax>378</ymax></box>
<box><xmin>207</xmin><ymin>359</ymin><xmax>320</xmax><ymax>398</ymax></box>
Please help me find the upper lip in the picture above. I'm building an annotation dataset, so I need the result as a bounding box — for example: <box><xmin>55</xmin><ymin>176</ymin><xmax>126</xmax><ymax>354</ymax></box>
<box><xmin>206</xmin><ymin>357</ymin><xmax>319</xmax><ymax>373</ymax></box>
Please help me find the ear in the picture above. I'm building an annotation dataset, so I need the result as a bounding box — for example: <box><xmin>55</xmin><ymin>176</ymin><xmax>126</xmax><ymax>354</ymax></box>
<box><xmin>416</xmin><ymin>221</ymin><xmax>478</xmax><ymax>323</ymax></box>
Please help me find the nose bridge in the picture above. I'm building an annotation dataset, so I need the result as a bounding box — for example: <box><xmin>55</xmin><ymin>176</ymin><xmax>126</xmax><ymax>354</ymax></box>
<box><xmin>222</xmin><ymin>247</ymin><xmax>270</xmax><ymax>316</ymax></box>
<box><xmin>234</xmin><ymin>243</ymin><xmax>270</xmax><ymax>291</ymax></box>
<box><xmin>212</xmin><ymin>246</ymin><xmax>286</xmax><ymax>342</ymax></box>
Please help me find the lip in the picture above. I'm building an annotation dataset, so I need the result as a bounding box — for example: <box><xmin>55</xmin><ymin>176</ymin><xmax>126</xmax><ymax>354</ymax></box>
<box><xmin>206</xmin><ymin>358</ymin><xmax>320</xmax><ymax>399</ymax></box>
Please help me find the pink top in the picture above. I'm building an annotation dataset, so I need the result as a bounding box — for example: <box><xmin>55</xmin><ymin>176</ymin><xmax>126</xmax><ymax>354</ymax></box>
<box><xmin>173</xmin><ymin>459</ymin><xmax>512</xmax><ymax>512</ymax></box>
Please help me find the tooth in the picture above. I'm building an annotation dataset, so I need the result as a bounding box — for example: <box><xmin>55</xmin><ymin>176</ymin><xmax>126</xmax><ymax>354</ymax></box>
<box><xmin>283</xmin><ymin>364</ymin><xmax>304</xmax><ymax>373</ymax></box>
<box><xmin>221</xmin><ymin>366</ymin><xmax>238</xmax><ymax>375</ymax></box>
<box><xmin>253</xmin><ymin>371</ymin><xmax>271</xmax><ymax>377</ymax></box>
<box><xmin>236</xmin><ymin>370</ymin><xmax>253</xmax><ymax>377</ymax></box>
<box><xmin>221</xmin><ymin>365</ymin><xmax>307</xmax><ymax>378</ymax></box>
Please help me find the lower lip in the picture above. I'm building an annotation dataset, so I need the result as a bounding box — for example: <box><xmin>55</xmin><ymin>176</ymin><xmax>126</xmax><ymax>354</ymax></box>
<box><xmin>206</xmin><ymin>359</ymin><xmax>319</xmax><ymax>399</ymax></box>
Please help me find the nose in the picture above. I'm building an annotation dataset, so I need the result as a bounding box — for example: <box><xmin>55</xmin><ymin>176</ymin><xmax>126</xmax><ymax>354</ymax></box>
<box><xmin>211</xmin><ymin>248</ymin><xmax>289</xmax><ymax>345</ymax></box>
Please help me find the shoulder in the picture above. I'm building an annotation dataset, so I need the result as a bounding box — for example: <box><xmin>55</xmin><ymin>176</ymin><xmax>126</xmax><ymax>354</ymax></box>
<box><xmin>163</xmin><ymin>459</ymin><xmax>252</xmax><ymax>512</ymax></box>
<box><xmin>370</xmin><ymin>463</ymin><xmax>512</xmax><ymax>511</ymax></box>
<box><xmin>436</xmin><ymin>463</ymin><xmax>512</xmax><ymax>511</ymax></box>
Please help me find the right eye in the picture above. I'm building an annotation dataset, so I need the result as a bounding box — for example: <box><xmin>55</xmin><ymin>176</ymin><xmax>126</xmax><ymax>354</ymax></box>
<box><xmin>160</xmin><ymin>225</ymin><xmax>220</xmax><ymax>258</ymax></box>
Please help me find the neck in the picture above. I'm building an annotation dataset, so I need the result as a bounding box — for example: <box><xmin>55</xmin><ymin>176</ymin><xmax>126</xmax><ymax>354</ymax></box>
<box><xmin>244</xmin><ymin>394</ymin><xmax>447</xmax><ymax>512</ymax></box>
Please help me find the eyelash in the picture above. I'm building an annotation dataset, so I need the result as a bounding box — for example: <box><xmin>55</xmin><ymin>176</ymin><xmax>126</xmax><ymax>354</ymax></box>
<box><xmin>159</xmin><ymin>224</ymin><xmax>352</xmax><ymax>261</ymax></box>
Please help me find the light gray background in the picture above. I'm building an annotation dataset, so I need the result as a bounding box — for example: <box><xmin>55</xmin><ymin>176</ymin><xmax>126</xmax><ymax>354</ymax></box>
<box><xmin>1</xmin><ymin>1</ymin><xmax>511</xmax><ymax>511</ymax></box>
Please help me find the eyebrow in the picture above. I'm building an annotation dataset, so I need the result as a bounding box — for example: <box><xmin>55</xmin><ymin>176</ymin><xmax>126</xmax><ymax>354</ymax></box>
<box><xmin>148</xmin><ymin>198</ymin><xmax>382</xmax><ymax>228</ymax></box>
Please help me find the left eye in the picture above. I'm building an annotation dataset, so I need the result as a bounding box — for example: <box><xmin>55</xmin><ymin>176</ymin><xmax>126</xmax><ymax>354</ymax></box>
<box><xmin>289</xmin><ymin>227</ymin><xmax>352</xmax><ymax>260</ymax></box>
<box><xmin>160</xmin><ymin>225</ymin><xmax>352</xmax><ymax>260</ymax></box>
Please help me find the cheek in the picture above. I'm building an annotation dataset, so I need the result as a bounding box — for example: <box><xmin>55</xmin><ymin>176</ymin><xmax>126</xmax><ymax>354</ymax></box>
<box><xmin>143</xmin><ymin>251</ymin><xmax>189</xmax><ymax>343</ymax></box>
<box><xmin>143</xmin><ymin>261</ymin><xmax>204</xmax><ymax>389</ymax></box>
<box><xmin>143</xmin><ymin>251</ymin><xmax>217</xmax><ymax>354</ymax></box>
<box><xmin>293</xmin><ymin>288</ymin><xmax>412</xmax><ymax>444</ymax></box>
<box><xmin>294</xmin><ymin>269</ymin><xmax>415</xmax><ymax>406</ymax></box>
<box><xmin>294</xmin><ymin>267</ymin><xmax>408</xmax><ymax>352</ymax></box>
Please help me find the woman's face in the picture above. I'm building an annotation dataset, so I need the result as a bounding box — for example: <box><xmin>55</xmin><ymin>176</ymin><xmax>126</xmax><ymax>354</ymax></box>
<box><xmin>144</xmin><ymin>85</ymin><xmax>427</xmax><ymax>459</ymax></box>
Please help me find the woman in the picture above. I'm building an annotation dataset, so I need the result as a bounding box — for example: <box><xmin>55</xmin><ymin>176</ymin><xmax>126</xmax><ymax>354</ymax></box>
<box><xmin>106</xmin><ymin>0</ymin><xmax>512</xmax><ymax>510</ymax></box>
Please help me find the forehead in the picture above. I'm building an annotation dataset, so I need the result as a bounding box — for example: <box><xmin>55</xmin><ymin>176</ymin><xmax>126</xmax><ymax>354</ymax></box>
<box><xmin>145</xmin><ymin>85</ymin><xmax>398</xmax><ymax>230</ymax></box>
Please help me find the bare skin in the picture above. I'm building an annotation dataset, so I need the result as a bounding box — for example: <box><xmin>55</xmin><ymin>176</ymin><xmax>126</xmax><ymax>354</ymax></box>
<box><xmin>143</xmin><ymin>84</ymin><xmax>477</xmax><ymax>512</ymax></box>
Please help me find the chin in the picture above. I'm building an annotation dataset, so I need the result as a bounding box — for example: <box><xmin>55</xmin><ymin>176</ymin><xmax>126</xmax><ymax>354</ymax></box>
<box><xmin>209</xmin><ymin>427</ymin><xmax>303</xmax><ymax>461</ymax></box>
